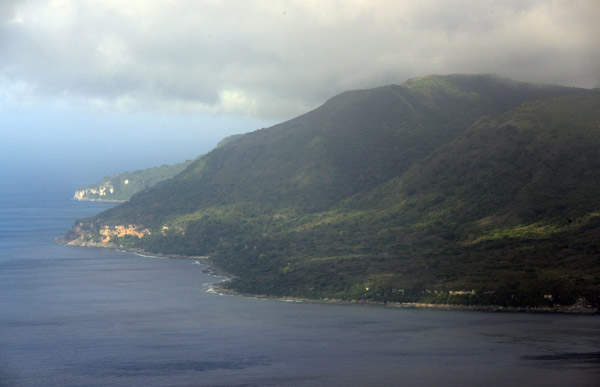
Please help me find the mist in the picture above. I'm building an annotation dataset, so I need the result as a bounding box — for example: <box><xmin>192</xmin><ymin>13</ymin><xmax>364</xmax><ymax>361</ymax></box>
<box><xmin>0</xmin><ymin>110</ymin><xmax>273</xmax><ymax>193</ymax></box>
<box><xmin>1</xmin><ymin>0</ymin><xmax>598</xmax><ymax>193</ymax></box>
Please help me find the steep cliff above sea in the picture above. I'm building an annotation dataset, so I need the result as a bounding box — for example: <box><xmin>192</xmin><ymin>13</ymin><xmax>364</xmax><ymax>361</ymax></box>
<box><xmin>73</xmin><ymin>134</ymin><xmax>245</xmax><ymax>202</ymax></box>
<box><xmin>74</xmin><ymin>161</ymin><xmax>194</xmax><ymax>202</ymax></box>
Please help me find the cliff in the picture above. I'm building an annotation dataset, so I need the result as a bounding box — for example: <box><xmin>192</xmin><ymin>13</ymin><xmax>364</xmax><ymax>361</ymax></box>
<box><xmin>74</xmin><ymin>160</ymin><xmax>194</xmax><ymax>202</ymax></box>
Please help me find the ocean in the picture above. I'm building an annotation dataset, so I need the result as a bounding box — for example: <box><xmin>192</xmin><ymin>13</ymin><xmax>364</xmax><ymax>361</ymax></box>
<box><xmin>1</xmin><ymin>186</ymin><xmax>599</xmax><ymax>386</ymax></box>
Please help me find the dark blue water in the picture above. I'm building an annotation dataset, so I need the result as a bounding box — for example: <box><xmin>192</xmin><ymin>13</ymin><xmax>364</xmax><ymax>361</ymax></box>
<box><xmin>1</xmin><ymin>187</ymin><xmax>599</xmax><ymax>386</ymax></box>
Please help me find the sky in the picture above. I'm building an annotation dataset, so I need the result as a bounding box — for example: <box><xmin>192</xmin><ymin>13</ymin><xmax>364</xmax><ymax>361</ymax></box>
<box><xmin>1</xmin><ymin>0</ymin><xmax>599</xmax><ymax>190</ymax></box>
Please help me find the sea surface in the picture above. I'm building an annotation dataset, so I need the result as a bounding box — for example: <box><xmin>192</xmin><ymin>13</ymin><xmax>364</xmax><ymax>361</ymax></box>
<box><xmin>1</xmin><ymin>187</ymin><xmax>599</xmax><ymax>386</ymax></box>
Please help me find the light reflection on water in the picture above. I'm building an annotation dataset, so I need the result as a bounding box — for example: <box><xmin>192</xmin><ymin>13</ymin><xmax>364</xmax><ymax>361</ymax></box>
<box><xmin>1</xmin><ymin>191</ymin><xmax>599</xmax><ymax>386</ymax></box>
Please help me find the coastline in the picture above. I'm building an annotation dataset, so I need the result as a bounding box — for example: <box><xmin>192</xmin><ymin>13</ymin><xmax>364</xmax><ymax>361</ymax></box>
<box><xmin>54</xmin><ymin>239</ymin><xmax>235</xmax><ymax>279</ymax></box>
<box><xmin>56</xmin><ymin>241</ymin><xmax>598</xmax><ymax>314</ymax></box>
<box><xmin>72</xmin><ymin>198</ymin><xmax>126</xmax><ymax>203</ymax></box>
<box><xmin>211</xmin><ymin>286</ymin><xmax>600</xmax><ymax>315</ymax></box>
<box><xmin>124</xmin><ymin>248</ymin><xmax>234</xmax><ymax>279</ymax></box>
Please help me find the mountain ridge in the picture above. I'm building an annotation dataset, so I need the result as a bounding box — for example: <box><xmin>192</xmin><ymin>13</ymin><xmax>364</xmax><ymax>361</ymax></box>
<box><xmin>60</xmin><ymin>74</ymin><xmax>600</xmax><ymax>309</ymax></box>
<box><xmin>93</xmin><ymin>74</ymin><xmax>587</xmax><ymax>223</ymax></box>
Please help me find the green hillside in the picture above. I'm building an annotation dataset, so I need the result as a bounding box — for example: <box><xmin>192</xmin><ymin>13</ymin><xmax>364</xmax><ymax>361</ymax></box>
<box><xmin>72</xmin><ymin>134</ymin><xmax>243</xmax><ymax>202</ymax></box>
<box><xmin>61</xmin><ymin>74</ymin><xmax>600</xmax><ymax>309</ymax></box>
<box><xmin>88</xmin><ymin>74</ymin><xmax>580</xmax><ymax>222</ymax></box>
<box><xmin>73</xmin><ymin>160</ymin><xmax>195</xmax><ymax>202</ymax></box>
<box><xmin>215</xmin><ymin>94</ymin><xmax>600</xmax><ymax>307</ymax></box>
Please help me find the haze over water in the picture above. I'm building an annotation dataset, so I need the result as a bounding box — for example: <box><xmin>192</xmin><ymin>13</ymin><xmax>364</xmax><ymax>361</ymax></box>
<box><xmin>0</xmin><ymin>185</ymin><xmax>598</xmax><ymax>386</ymax></box>
<box><xmin>2</xmin><ymin>2</ymin><xmax>599</xmax><ymax>385</ymax></box>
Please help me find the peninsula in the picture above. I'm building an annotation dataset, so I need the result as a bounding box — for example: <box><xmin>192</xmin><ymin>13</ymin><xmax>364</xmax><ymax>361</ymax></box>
<box><xmin>60</xmin><ymin>74</ymin><xmax>600</xmax><ymax>311</ymax></box>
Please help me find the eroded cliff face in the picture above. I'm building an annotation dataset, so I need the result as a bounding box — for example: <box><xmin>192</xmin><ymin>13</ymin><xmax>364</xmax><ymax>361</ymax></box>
<box><xmin>74</xmin><ymin>181</ymin><xmax>119</xmax><ymax>201</ymax></box>
<box><xmin>72</xmin><ymin>159</ymin><xmax>194</xmax><ymax>202</ymax></box>
<box><xmin>99</xmin><ymin>224</ymin><xmax>150</xmax><ymax>243</ymax></box>
<box><xmin>57</xmin><ymin>221</ymin><xmax>150</xmax><ymax>248</ymax></box>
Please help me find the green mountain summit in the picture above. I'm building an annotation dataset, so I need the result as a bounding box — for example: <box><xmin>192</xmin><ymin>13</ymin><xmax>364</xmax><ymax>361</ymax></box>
<box><xmin>61</xmin><ymin>74</ymin><xmax>600</xmax><ymax>310</ymax></box>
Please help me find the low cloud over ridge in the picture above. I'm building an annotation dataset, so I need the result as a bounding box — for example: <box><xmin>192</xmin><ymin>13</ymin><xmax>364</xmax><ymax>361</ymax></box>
<box><xmin>1</xmin><ymin>0</ymin><xmax>599</xmax><ymax>119</ymax></box>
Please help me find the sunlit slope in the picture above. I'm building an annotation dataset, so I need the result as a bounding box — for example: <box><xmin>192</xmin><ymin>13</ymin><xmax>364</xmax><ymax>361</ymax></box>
<box><xmin>62</xmin><ymin>75</ymin><xmax>599</xmax><ymax>307</ymax></box>
<box><xmin>241</xmin><ymin>94</ymin><xmax>600</xmax><ymax>306</ymax></box>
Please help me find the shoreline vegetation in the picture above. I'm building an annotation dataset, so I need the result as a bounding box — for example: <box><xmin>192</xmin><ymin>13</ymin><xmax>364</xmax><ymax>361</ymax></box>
<box><xmin>56</xmin><ymin>241</ymin><xmax>599</xmax><ymax>314</ymax></box>
<box><xmin>72</xmin><ymin>136</ymin><xmax>241</xmax><ymax>202</ymax></box>
<box><xmin>72</xmin><ymin>198</ymin><xmax>126</xmax><ymax>203</ymax></box>
<box><xmin>60</xmin><ymin>76</ymin><xmax>600</xmax><ymax>314</ymax></box>
<box><xmin>212</xmin><ymin>285</ymin><xmax>599</xmax><ymax>315</ymax></box>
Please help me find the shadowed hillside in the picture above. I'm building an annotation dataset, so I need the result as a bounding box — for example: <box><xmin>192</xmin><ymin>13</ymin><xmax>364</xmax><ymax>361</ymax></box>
<box><xmin>61</xmin><ymin>75</ymin><xmax>600</xmax><ymax>309</ymax></box>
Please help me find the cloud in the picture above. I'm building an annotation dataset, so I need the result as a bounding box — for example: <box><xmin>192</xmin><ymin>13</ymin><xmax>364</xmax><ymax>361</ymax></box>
<box><xmin>1</xmin><ymin>0</ymin><xmax>599</xmax><ymax>119</ymax></box>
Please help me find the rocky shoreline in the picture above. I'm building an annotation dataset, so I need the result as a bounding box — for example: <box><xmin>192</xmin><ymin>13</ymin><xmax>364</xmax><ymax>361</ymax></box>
<box><xmin>56</xmin><ymin>240</ymin><xmax>598</xmax><ymax>314</ymax></box>
<box><xmin>211</xmin><ymin>286</ymin><xmax>600</xmax><ymax>314</ymax></box>
<box><xmin>72</xmin><ymin>198</ymin><xmax>126</xmax><ymax>203</ymax></box>
<box><xmin>54</xmin><ymin>238</ymin><xmax>235</xmax><ymax>278</ymax></box>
